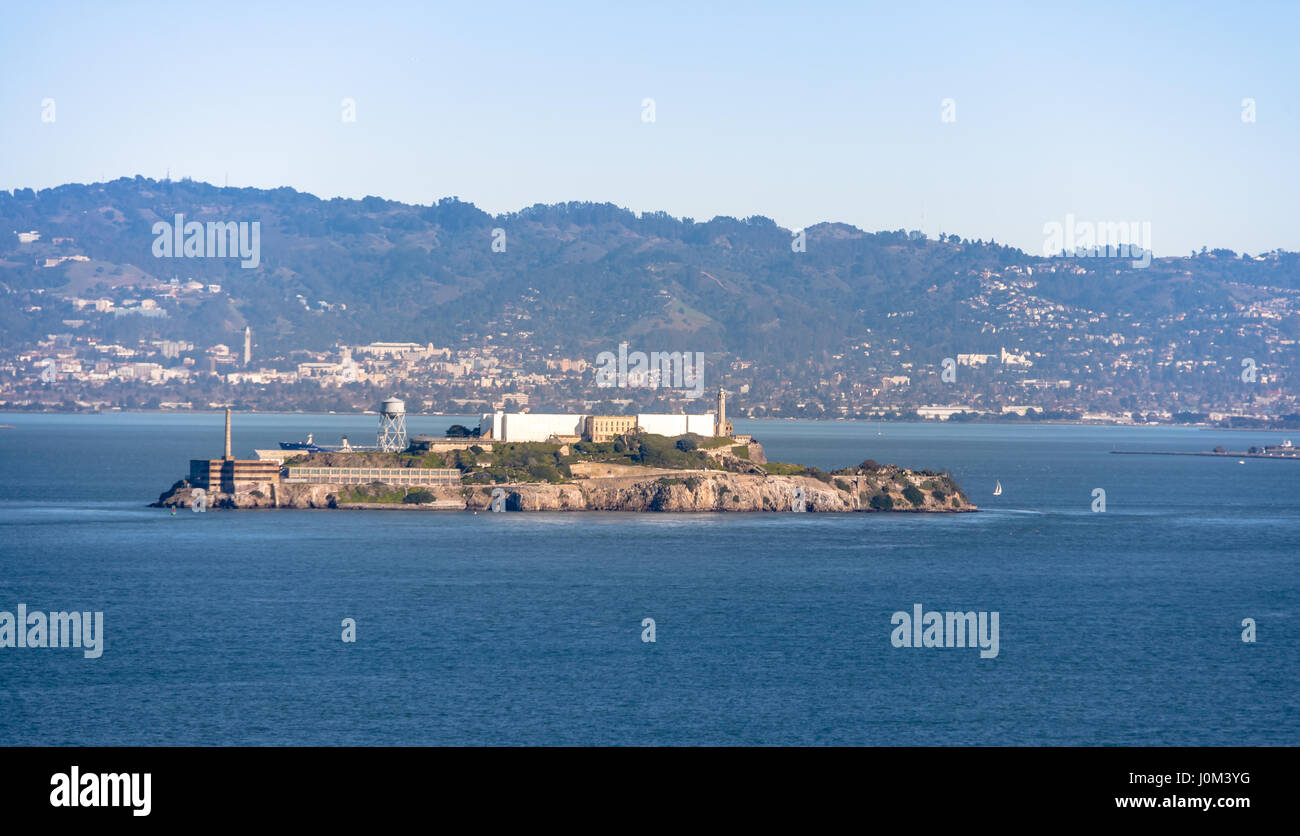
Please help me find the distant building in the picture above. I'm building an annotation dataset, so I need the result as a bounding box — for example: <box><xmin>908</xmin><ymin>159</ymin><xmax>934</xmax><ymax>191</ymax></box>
<box><xmin>917</xmin><ymin>405</ymin><xmax>976</xmax><ymax>420</ymax></box>
<box><xmin>352</xmin><ymin>342</ymin><xmax>442</xmax><ymax>359</ymax></box>
<box><xmin>1000</xmin><ymin>347</ymin><xmax>1033</xmax><ymax>366</ymax></box>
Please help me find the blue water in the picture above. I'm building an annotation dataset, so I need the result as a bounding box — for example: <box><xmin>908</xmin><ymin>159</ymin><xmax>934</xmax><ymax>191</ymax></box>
<box><xmin>1</xmin><ymin>412</ymin><xmax>1296</xmax><ymax>745</ymax></box>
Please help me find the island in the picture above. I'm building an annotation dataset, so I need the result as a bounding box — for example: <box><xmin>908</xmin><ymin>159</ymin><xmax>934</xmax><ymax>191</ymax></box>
<box><xmin>153</xmin><ymin>420</ymin><xmax>976</xmax><ymax>514</ymax></box>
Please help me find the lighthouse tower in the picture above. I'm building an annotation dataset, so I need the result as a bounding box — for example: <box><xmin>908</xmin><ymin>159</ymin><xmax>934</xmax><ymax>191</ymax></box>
<box><xmin>715</xmin><ymin>387</ymin><xmax>732</xmax><ymax>438</ymax></box>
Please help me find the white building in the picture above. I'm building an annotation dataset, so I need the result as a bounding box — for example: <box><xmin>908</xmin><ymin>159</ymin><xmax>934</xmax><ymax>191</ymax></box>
<box><xmin>479</xmin><ymin>412</ymin><xmax>586</xmax><ymax>442</ymax></box>
<box><xmin>635</xmin><ymin>413</ymin><xmax>716</xmax><ymax>437</ymax></box>
<box><xmin>480</xmin><ymin>390</ymin><xmax>729</xmax><ymax>442</ymax></box>
<box><xmin>917</xmin><ymin>405</ymin><xmax>976</xmax><ymax>421</ymax></box>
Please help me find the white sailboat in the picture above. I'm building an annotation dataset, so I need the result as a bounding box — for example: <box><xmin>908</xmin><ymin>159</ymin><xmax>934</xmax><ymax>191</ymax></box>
<box><xmin>993</xmin><ymin>480</ymin><xmax>1002</xmax><ymax>496</ymax></box>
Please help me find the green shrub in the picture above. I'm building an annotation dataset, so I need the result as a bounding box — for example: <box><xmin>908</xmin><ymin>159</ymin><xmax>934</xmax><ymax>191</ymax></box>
<box><xmin>403</xmin><ymin>489</ymin><xmax>435</xmax><ymax>504</ymax></box>
<box><xmin>526</xmin><ymin>462</ymin><xmax>564</xmax><ymax>483</ymax></box>
<box><xmin>902</xmin><ymin>485</ymin><xmax>925</xmax><ymax>506</ymax></box>
<box><xmin>869</xmin><ymin>492</ymin><xmax>894</xmax><ymax>511</ymax></box>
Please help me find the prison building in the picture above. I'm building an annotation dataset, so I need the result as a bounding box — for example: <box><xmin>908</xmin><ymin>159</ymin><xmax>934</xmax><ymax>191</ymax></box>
<box><xmin>583</xmin><ymin>414</ymin><xmax>638</xmax><ymax>442</ymax></box>
<box><xmin>284</xmin><ymin>467</ymin><xmax>462</xmax><ymax>487</ymax></box>
<box><xmin>189</xmin><ymin>459</ymin><xmax>282</xmax><ymax>493</ymax></box>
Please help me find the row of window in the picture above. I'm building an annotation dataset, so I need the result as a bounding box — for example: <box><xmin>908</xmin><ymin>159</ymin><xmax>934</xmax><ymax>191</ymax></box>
<box><xmin>288</xmin><ymin>468</ymin><xmax>459</xmax><ymax>476</ymax></box>
<box><xmin>285</xmin><ymin>467</ymin><xmax>461</xmax><ymax>485</ymax></box>
<box><xmin>291</xmin><ymin>475</ymin><xmax>461</xmax><ymax>485</ymax></box>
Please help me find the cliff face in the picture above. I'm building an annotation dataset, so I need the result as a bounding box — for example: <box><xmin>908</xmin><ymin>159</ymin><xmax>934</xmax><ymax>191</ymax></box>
<box><xmin>154</xmin><ymin>468</ymin><xmax>975</xmax><ymax>513</ymax></box>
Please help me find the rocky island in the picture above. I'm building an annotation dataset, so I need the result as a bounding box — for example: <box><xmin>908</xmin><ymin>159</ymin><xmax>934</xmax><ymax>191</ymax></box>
<box><xmin>153</xmin><ymin>424</ymin><xmax>975</xmax><ymax>514</ymax></box>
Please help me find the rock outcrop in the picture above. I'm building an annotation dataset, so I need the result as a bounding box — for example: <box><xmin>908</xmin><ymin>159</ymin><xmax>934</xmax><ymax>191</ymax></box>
<box><xmin>153</xmin><ymin>467</ymin><xmax>975</xmax><ymax>513</ymax></box>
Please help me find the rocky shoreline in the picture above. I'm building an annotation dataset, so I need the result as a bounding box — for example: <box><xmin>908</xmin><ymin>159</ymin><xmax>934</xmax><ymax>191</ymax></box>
<box><xmin>153</xmin><ymin>467</ymin><xmax>976</xmax><ymax>513</ymax></box>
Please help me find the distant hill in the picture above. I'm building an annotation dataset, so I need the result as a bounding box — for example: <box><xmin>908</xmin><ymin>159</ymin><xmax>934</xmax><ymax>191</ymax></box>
<box><xmin>2</xmin><ymin>176</ymin><xmax>1298</xmax><ymax>366</ymax></box>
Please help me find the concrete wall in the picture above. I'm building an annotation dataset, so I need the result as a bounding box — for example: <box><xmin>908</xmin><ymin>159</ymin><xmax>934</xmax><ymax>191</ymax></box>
<box><xmin>501</xmin><ymin>413</ymin><xmax>586</xmax><ymax>442</ymax></box>
<box><xmin>636</xmin><ymin>413</ymin><xmax>716</xmax><ymax>437</ymax></box>
<box><xmin>479</xmin><ymin>412</ymin><xmax>504</xmax><ymax>439</ymax></box>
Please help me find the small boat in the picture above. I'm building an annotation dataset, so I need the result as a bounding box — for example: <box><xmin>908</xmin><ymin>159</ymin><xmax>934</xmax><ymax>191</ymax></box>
<box><xmin>1238</xmin><ymin>460</ymin><xmax>1245</xmax><ymax>464</ymax></box>
<box><xmin>993</xmin><ymin>480</ymin><xmax>1002</xmax><ymax>496</ymax></box>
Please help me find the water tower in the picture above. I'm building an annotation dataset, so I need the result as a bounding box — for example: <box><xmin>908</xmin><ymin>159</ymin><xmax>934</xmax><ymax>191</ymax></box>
<box><xmin>377</xmin><ymin>397</ymin><xmax>407</xmax><ymax>451</ymax></box>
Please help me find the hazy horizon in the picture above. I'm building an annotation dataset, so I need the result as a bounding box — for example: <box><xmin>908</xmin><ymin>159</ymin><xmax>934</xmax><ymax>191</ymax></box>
<box><xmin>3</xmin><ymin>1</ymin><xmax>1298</xmax><ymax>257</ymax></box>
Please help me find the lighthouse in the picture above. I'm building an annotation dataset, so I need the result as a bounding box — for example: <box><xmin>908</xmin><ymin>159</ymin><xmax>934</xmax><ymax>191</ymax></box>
<box><xmin>715</xmin><ymin>387</ymin><xmax>731</xmax><ymax>438</ymax></box>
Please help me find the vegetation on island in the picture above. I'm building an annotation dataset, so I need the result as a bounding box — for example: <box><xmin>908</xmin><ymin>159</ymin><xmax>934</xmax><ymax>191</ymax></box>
<box><xmin>287</xmin><ymin>430</ymin><xmax>754</xmax><ymax>485</ymax></box>
<box><xmin>279</xmin><ymin>429</ymin><xmax>971</xmax><ymax>510</ymax></box>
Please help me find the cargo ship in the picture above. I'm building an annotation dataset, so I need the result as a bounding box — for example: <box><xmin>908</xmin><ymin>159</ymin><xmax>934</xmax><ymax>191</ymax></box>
<box><xmin>279</xmin><ymin>432</ymin><xmax>325</xmax><ymax>452</ymax></box>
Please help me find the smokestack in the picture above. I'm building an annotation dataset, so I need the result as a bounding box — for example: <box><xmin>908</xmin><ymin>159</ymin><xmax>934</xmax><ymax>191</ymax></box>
<box><xmin>224</xmin><ymin>408</ymin><xmax>232</xmax><ymax>459</ymax></box>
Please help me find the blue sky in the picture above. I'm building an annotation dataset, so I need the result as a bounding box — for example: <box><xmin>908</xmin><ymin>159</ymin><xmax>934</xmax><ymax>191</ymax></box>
<box><xmin>2</xmin><ymin>0</ymin><xmax>1297</xmax><ymax>256</ymax></box>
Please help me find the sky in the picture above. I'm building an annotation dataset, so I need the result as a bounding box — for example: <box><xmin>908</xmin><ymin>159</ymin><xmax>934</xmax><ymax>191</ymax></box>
<box><xmin>2</xmin><ymin>0</ymin><xmax>1297</xmax><ymax>257</ymax></box>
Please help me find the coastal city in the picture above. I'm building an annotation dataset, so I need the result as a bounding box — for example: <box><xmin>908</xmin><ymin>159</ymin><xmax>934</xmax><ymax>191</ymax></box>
<box><xmin>3</xmin><ymin>241</ymin><xmax>1297</xmax><ymax>427</ymax></box>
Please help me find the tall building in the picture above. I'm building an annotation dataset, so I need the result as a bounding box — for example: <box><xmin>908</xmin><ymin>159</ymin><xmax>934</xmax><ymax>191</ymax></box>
<box><xmin>243</xmin><ymin>326</ymin><xmax>252</xmax><ymax>367</ymax></box>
